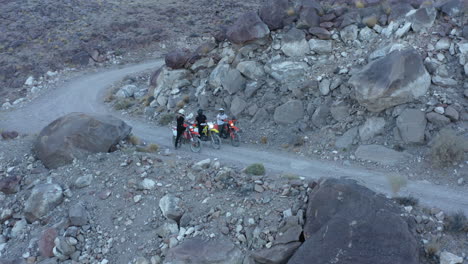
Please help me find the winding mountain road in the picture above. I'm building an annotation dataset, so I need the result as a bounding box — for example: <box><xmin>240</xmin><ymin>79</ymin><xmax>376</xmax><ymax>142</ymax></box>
<box><xmin>1</xmin><ymin>60</ymin><xmax>467</xmax><ymax>214</ymax></box>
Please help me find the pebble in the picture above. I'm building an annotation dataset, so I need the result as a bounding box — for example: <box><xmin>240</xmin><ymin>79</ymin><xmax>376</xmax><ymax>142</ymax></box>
<box><xmin>457</xmin><ymin>178</ymin><xmax>464</xmax><ymax>185</ymax></box>
<box><xmin>434</xmin><ymin>106</ymin><xmax>445</xmax><ymax>114</ymax></box>
<box><xmin>134</xmin><ymin>195</ymin><xmax>142</xmax><ymax>203</ymax></box>
<box><xmin>254</xmin><ymin>184</ymin><xmax>264</xmax><ymax>193</ymax></box>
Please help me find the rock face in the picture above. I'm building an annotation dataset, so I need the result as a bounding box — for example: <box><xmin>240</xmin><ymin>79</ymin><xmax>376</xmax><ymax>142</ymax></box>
<box><xmin>164</xmin><ymin>238</ymin><xmax>244</xmax><ymax>264</ymax></box>
<box><xmin>273</xmin><ymin>100</ymin><xmax>304</xmax><ymax>125</ymax></box>
<box><xmin>288</xmin><ymin>178</ymin><xmax>419</xmax><ymax>264</ymax></box>
<box><xmin>396</xmin><ymin>109</ymin><xmax>427</xmax><ymax>144</ymax></box>
<box><xmin>226</xmin><ymin>12</ymin><xmax>270</xmax><ymax>45</ymax></box>
<box><xmin>349</xmin><ymin>48</ymin><xmax>430</xmax><ymax>112</ymax></box>
<box><xmin>34</xmin><ymin>113</ymin><xmax>132</xmax><ymax>169</ymax></box>
<box><xmin>24</xmin><ymin>184</ymin><xmax>63</xmax><ymax>223</ymax></box>
<box><xmin>355</xmin><ymin>145</ymin><xmax>412</xmax><ymax>166</ymax></box>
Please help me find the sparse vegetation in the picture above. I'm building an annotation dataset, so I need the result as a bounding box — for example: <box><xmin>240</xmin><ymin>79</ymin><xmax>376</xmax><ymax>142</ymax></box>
<box><xmin>445</xmin><ymin>211</ymin><xmax>468</xmax><ymax>233</ymax></box>
<box><xmin>114</xmin><ymin>98</ymin><xmax>134</xmax><ymax>110</ymax></box>
<box><xmin>281</xmin><ymin>173</ymin><xmax>300</xmax><ymax>180</ymax></box>
<box><xmin>355</xmin><ymin>0</ymin><xmax>365</xmax><ymax>8</ymax></box>
<box><xmin>260</xmin><ymin>136</ymin><xmax>268</xmax><ymax>144</ymax></box>
<box><xmin>182</xmin><ymin>95</ymin><xmax>190</xmax><ymax>104</ymax></box>
<box><xmin>159</xmin><ymin>112</ymin><xmax>175</xmax><ymax>125</ymax></box>
<box><xmin>286</xmin><ymin>8</ymin><xmax>295</xmax><ymax>16</ymax></box>
<box><xmin>245</xmin><ymin>163</ymin><xmax>265</xmax><ymax>176</ymax></box>
<box><xmin>127</xmin><ymin>134</ymin><xmax>140</xmax><ymax>145</ymax></box>
<box><xmin>176</xmin><ymin>100</ymin><xmax>186</xmax><ymax>109</ymax></box>
<box><xmin>425</xmin><ymin>241</ymin><xmax>440</xmax><ymax>259</ymax></box>
<box><xmin>386</xmin><ymin>174</ymin><xmax>408</xmax><ymax>195</ymax></box>
<box><xmin>430</xmin><ymin>129</ymin><xmax>466</xmax><ymax>167</ymax></box>
<box><xmin>393</xmin><ymin>196</ymin><xmax>419</xmax><ymax>206</ymax></box>
<box><xmin>136</xmin><ymin>143</ymin><xmax>159</xmax><ymax>153</ymax></box>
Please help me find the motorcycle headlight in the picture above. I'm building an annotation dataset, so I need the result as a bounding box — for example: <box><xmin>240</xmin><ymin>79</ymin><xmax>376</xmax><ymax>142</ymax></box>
<box><xmin>230</xmin><ymin>123</ymin><xmax>234</xmax><ymax>127</ymax></box>
<box><xmin>209</xmin><ymin>124</ymin><xmax>214</xmax><ymax>129</ymax></box>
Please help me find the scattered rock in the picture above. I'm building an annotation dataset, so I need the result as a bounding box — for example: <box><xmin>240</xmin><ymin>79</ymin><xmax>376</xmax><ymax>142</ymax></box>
<box><xmin>355</xmin><ymin>145</ymin><xmax>412</xmax><ymax>166</ymax></box>
<box><xmin>38</xmin><ymin>228</ymin><xmax>57</xmax><ymax>257</ymax></box>
<box><xmin>308</xmin><ymin>27</ymin><xmax>331</xmax><ymax>40</ymax></box>
<box><xmin>251</xmin><ymin>242</ymin><xmax>301</xmax><ymax>264</ymax></box>
<box><xmin>159</xmin><ymin>194</ymin><xmax>184</xmax><ymax>222</ymax></box>
<box><xmin>74</xmin><ymin>174</ymin><xmax>93</xmax><ymax>189</ymax></box>
<box><xmin>432</xmin><ymin>76</ymin><xmax>457</xmax><ymax>87</ymax></box>
<box><xmin>273</xmin><ymin>100</ymin><xmax>304</xmax><ymax>125</ymax></box>
<box><xmin>439</xmin><ymin>251</ymin><xmax>463</xmax><ymax>264</ymax></box>
<box><xmin>1</xmin><ymin>131</ymin><xmax>19</xmax><ymax>140</ymax></box>
<box><xmin>165</xmin><ymin>49</ymin><xmax>191</xmax><ymax>69</ymax></box>
<box><xmin>192</xmin><ymin>159</ymin><xmax>211</xmax><ymax>171</ymax></box>
<box><xmin>359</xmin><ymin>117</ymin><xmax>386</xmax><ymax>141</ymax></box>
<box><xmin>281</xmin><ymin>28</ymin><xmax>309</xmax><ymax>57</ymax></box>
<box><xmin>221</xmin><ymin>68</ymin><xmax>246</xmax><ymax>95</ymax></box>
<box><xmin>340</xmin><ymin>24</ymin><xmax>358</xmax><ymax>43</ymax></box>
<box><xmin>226</xmin><ymin>12</ymin><xmax>270</xmax><ymax>45</ymax></box>
<box><xmin>0</xmin><ymin>175</ymin><xmax>21</xmax><ymax>194</ymax></box>
<box><xmin>24</xmin><ymin>184</ymin><xmax>63</xmax><ymax>223</ymax></box>
<box><xmin>406</xmin><ymin>7</ymin><xmax>437</xmax><ymax>32</ymax></box>
<box><xmin>236</xmin><ymin>61</ymin><xmax>265</xmax><ymax>81</ymax></box>
<box><xmin>259</xmin><ymin>0</ymin><xmax>290</xmax><ymax>30</ymax></box>
<box><xmin>426</xmin><ymin>112</ymin><xmax>451</xmax><ymax>127</ymax></box>
<box><xmin>116</xmin><ymin>85</ymin><xmax>138</xmax><ymax>98</ymax></box>
<box><xmin>68</xmin><ymin>204</ymin><xmax>88</xmax><ymax>226</ymax></box>
<box><xmin>396</xmin><ymin>109</ymin><xmax>427</xmax><ymax>144</ymax></box>
<box><xmin>230</xmin><ymin>96</ymin><xmax>247</xmax><ymax>117</ymax></box>
<box><xmin>308</xmin><ymin>39</ymin><xmax>332</xmax><ymax>54</ymax></box>
<box><xmin>444</xmin><ymin>106</ymin><xmax>459</xmax><ymax>121</ymax></box>
<box><xmin>335</xmin><ymin>127</ymin><xmax>358</xmax><ymax>149</ymax></box>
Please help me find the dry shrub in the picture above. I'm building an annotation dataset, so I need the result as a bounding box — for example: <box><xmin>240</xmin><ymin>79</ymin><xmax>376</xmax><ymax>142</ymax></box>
<box><xmin>393</xmin><ymin>196</ymin><xmax>419</xmax><ymax>206</ymax></box>
<box><xmin>445</xmin><ymin>211</ymin><xmax>468</xmax><ymax>233</ymax></box>
<box><xmin>386</xmin><ymin>173</ymin><xmax>407</xmax><ymax>195</ymax></box>
<box><xmin>245</xmin><ymin>163</ymin><xmax>265</xmax><ymax>176</ymax></box>
<box><xmin>176</xmin><ymin>101</ymin><xmax>185</xmax><ymax>109</ymax></box>
<box><xmin>114</xmin><ymin>98</ymin><xmax>133</xmax><ymax>110</ymax></box>
<box><xmin>182</xmin><ymin>95</ymin><xmax>190</xmax><ymax>104</ymax></box>
<box><xmin>355</xmin><ymin>0</ymin><xmax>365</xmax><ymax>8</ymax></box>
<box><xmin>287</xmin><ymin>8</ymin><xmax>296</xmax><ymax>16</ymax></box>
<box><xmin>430</xmin><ymin>129</ymin><xmax>466</xmax><ymax>167</ymax></box>
<box><xmin>281</xmin><ymin>173</ymin><xmax>299</xmax><ymax>180</ymax></box>
<box><xmin>137</xmin><ymin>143</ymin><xmax>159</xmax><ymax>153</ymax></box>
<box><xmin>425</xmin><ymin>241</ymin><xmax>440</xmax><ymax>258</ymax></box>
<box><xmin>128</xmin><ymin>134</ymin><xmax>140</xmax><ymax>145</ymax></box>
<box><xmin>260</xmin><ymin>136</ymin><xmax>268</xmax><ymax>144</ymax></box>
<box><xmin>363</xmin><ymin>16</ymin><xmax>378</xmax><ymax>27</ymax></box>
<box><xmin>140</xmin><ymin>95</ymin><xmax>154</xmax><ymax>107</ymax></box>
<box><xmin>159</xmin><ymin>113</ymin><xmax>175</xmax><ymax>125</ymax></box>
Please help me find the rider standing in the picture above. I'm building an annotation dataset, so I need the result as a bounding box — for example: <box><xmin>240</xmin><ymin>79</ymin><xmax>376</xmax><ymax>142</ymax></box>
<box><xmin>196</xmin><ymin>109</ymin><xmax>207</xmax><ymax>140</ymax></box>
<box><xmin>216</xmin><ymin>108</ymin><xmax>228</xmax><ymax>138</ymax></box>
<box><xmin>175</xmin><ymin>109</ymin><xmax>186</xmax><ymax>149</ymax></box>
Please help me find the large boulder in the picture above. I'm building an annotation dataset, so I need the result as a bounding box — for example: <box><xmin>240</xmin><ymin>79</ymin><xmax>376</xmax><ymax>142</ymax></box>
<box><xmin>221</xmin><ymin>68</ymin><xmax>246</xmax><ymax>95</ymax></box>
<box><xmin>230</xmin><ymin>97</ymin><xmax>247</xmax><ymax>117</ymax></box>
<box><xmin>288</xmin><ymin>178</ymin><xmax>419</xmax><ymax>264</ymax></box>
<box><xmin>267</xmin><ymin>61</ymin><xmax>308</xmax><ymax>82</ymax></box>
<box><xmin>24</xmin><ymin>184</ymin><xmax>63</xmax><ymax>223</ymax></box>
<box><xmin>165</xmin><ymin>49</ymin><xmax>191</xmax><ymax>69</ymax></box>
<box><xmin>359</xmin><ymin>117</ymin><xmax>386</xmax><ymax>141</ymax></box>
<box><xmin>259</xmin><ymin>0</ymin><xmax>291</xmax><ymax>30</ymax></box>
<box><xmin>406</xmin><ymin>7</ymin><xmax>437</xmax><ymax>32</ymax></box>
<box><xmin>274</xmin><ymin>100</ymin><xmax>304</xmax><ymax>125</ymax></box>
<box><xmin>164</xmin><ymin>238</ymin><xmax>244</xmax><ymax>264</ymax></box>
<box><xmin>355</xmin><ymin>145</ymin><xmax>413</xmax><ymax>166</ymax></box>
<box><xmin>34</xmin><ymin>113</ymin><xmax>132</xmax><ymax>169</ymax></box>
<box><xmin>281</xmin><ymin>28</ymin><xmax>310</xmax><ymax>57</ymax></box>
<box><xmin>396</xmin><ymin>109</ymin><xmax>427</xmax><ymax>144</ymax></box>
<box><xmin>349</xmin><ymin>48</ymin><xmax>430</xmax><ymax>112</ymax></box>
<box><xmin>236</xmin><ymin>61</ymin><xmax>265</xmax><ymax>81</ymax></box>
<box><xmin>226</xmin><ymin>12</ymin><xmax>270</xmax><ymax>45</ymax></box>
<box><xmin>153</xmin><ymin>67</ymin><xmax>191</xmax><ymax>98</ymax></box>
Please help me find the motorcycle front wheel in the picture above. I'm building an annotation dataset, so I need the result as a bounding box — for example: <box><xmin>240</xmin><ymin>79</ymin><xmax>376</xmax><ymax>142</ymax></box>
<box><xmin>230</xmin><ymin>131</ymin><xmax>240</xmax><ymax>147</ymax></box>
<box><xmin>190</xmin><ymin>137</ymin><xmax>202</xmax><ymax>152</ymax></box>
<box><xmin>211</xmin><ymin>134</ymin><xmax>221</xmax><ymax>149</ymax></box>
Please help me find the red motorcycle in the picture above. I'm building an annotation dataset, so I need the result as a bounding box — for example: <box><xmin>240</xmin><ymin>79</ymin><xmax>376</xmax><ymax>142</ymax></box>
<box><xmin>172</xmin><ymin>122</ymin><xmax>201</xmax><ymax>152</ymax></box>
<box><xmin>219</xmin><ymin>119</ymin><xmax>240</xmax><ymax>147</ymax></box>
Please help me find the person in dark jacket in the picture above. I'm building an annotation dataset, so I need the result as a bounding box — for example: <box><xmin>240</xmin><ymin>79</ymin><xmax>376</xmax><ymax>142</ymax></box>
<box><xmin>175</xmin><ymin>109</ymin><xmax>186</xmax><ymax>148</ymax></box>
<box><xmin>196</xmin><ymin>109</ymin><xmax>207</xmax><ymax>140</ymax></box>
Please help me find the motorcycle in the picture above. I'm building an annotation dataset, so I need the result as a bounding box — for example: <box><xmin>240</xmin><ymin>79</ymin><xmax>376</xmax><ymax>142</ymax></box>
<box><xmin>172</xmin><ymin>122</ymin><xmax>201</xmax><ymax>152</ymax></box>
<box><xmin>220</xmin><ymin>119</ymin><xmax>240</xmax><ymax>147</ymax></box>
<box><xmin>199</xmin><ymin>122</ymin><xmax>221</xmax><ymax>149</ymax></box>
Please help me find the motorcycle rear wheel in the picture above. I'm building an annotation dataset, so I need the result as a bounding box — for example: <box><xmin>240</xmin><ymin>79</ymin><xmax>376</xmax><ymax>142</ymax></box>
<box><xmin>211</xmin><ymin>134</ymin><xmax>221</xmax><ymax>149</ymax></box>
<box><xmin>190</xmin><ymin>137</ymin><xmax>202</xmax><ymax>152</ymax></box>
<box><xmin>231</xmin><ymin>131</ymin><xmax>240</xmax><ymax>147</ymax></box>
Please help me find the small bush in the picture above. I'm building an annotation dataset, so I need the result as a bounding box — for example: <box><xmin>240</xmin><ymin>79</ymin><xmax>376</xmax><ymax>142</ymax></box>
<box><xmin>245</xmin><ymin>163</ymin><xmax>265</xmax><ymax>176</ymax></box>
<box><xmin>431</xmin><ymin>129</ymin><xmax>466</xmax><ymax>167</ymax></box>
<box><xmin>128</xmin><ymin>134</ymin><xmax>140</xmax><ymax>145</ymax></box>
<box><xmin>425</xmin><ymin>241</ymin><xmax>440</xmax><ymax>258</ymax></box>
<box><xmin>176</xmin><ymin>101</ymin><xmax>185</xmax><ymax>109</ymax></box>
<box><xmin>260</xmin><ymin>136</ymin><xmax>268</xmax><ymax>144</ymax></box>
<box><xmin>286</xmin><ymin>8</ymin><xmax>295</xmax><ymax>16</ymax></box>
<box><xmin>355</xmin><ymin>0</ymin><xmax>365</xmax><ymax>8</ymax></box>
<box><xmin>393</xmin><ymin>196</ymin><xmax>419</xmax><ymax>206</ymax></box>
<box><xmin>114</xmin><ymin>98</ymin><xmax>133</xmax><ymax>110</ymax></box>
<box><xmin>159</xmin><ymin>113</ymin><xmax>175</xmax><ymax>125</ymax></box>
<box><xmin>281</xmin><ymin>173</ymin><xmax>299</xmax><ymax>180</ymax></box>
<box><xmin>445</xmin><ymin>211</ymin><xmax>468</xmax><ymax>233</ymax></box>
<box><xmin>387</xmin><ymin>174</ymin><xmax>408</xmax><ymax>194</ymax></box>
<box><xmin>182</xmin><ymin>95</ymin><xmax>190</xmax><ymax>104</ymax></box>
<box><xmin>137</xmin><ymin>143</ymin><xmax>159</xmax><ymax>153</ymax></box>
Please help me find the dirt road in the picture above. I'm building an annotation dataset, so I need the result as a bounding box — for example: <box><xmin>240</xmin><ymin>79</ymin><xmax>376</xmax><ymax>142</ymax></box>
<box><xmin>1</xmin><ymin>61</ymin><xmax>467</xmax><ymax>214</ymax></box>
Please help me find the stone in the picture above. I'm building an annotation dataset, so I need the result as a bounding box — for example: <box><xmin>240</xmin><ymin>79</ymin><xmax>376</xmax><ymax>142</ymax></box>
<box><xmin>259</xmin><ymin>0</ymin><xmax>290</xmax><ymax>30</ymax></box>
<box><xmin>135</xmin><ymin>257</ymin><xmax>149</xmax><ymax>264</ymax></box>
<box><xmin>308</xmin><ymin>39</ymin><xmax>332</xmax><ymax>54</ymax></box>
<box><xmin>236</xmin><ymin>61</ymin><xmax>265</xmax><ymax>81</ymax></box>
<box><xmin>359</xmin><ymin>117</ymin><xmax>386</xmax><ymax>141</ymax></box>
<box><xmin>434</xmin><ymin>107</ymin><xmax>445</xmax><ymax>115</ymax></box>
<box><xmin>0</xmin><ymin>175</ymin><xmax>21</xmax><ymax>194</ymax></box>
<box><xmin>230</xmin><ymin>96</ymin><xmax>247</xmax><ymax>117</ymax></box>
<box><xmin>245</xmin><ymin>82</ymin><xmax>262</xmax><ymax>98</ymax></box>
<box><xmin>209</xmin><ymin>63</ymin><xmax>230</xmax><ymax>88</ymax></box>
<box><xmin>335</xmin><ymin>127</ymin><xmax>358</xmax><ymax>149</ymax></box>
<box><xmin>251</xmin><ymin>108</ymin><xmax>269</xmax><ymax>123</ymax></box>
<box><xmin>34</xmin><ymin>113</ymin><xmax>132</xmax><ymax>169</ymax></box>
<box><xmin>275</xmin><ymin>225</ymin><xmax>302</xmax><ymax>245</ymax></box>
<box><xmin>74</xmin><ymin>174</ymin><xmax>93</xmax><ymax>188</ymax></box>
<box><xmin>53</xmin><ymin>237</ymin><xmax>75</xmax><ymax>260</ymax></box>
<box><xmin>38</xmin><ymin>228</ymin><xmax>57</xmax><ymax>257</ymax></box>
<box><xmin>349</xmin><ymin>48</ymin><xmax>430</xmax><ymax>112</ymax></box>
<box><xmin>153</xmin><ymin>68</ymin><xmax>191</xmax><ymax>98</ymax></box>
<box><xmin>11</xmin><ymin>219</ymin><xmax>27</xmax><ymax>238</ymax></box>
<box><xmin>308</xmin><ymin>27</ymin><xmax>331</xmax><ymax>40</ymax></box>
<box><xmin>226</xmin><ymin>12</ymin><xmax>270</xmax><ymax>45</ymax></box>
<box><xmin>165</xmin><ymin>238</ymin><xmax>244</xmax><ymax>264</ymax></box>
<box><xmin>251</xmin><ymin>242</ymin><xmax>301</xmax><ymax>264</ymax></box>
<box><xmin>289</xmin><ymin>178</ymin><xmax>419</xmax><ymax>264</ymax></box>
<box><xmin>1</xmin><ymin>131</ymin><xmax>19</xmax><ymax>140</ymax></box>
<box><xmin>440</xmin><ymin>251</ymin><xmax>463</xmax><ymax>264</ymax></box>
<box><xmin>311</xmin><ymin>104</ymin><xmax>330</xmax><ymax>128</ymax></box>
<box><xmin>159</xmin><ymin>194</ymin><xmax>184</xmax><ymax>222</ymax></box>
<box><xmin>139</xmin><ymin>178</ymin><xmax>156</xmax><ymax>190</ymax></box>
<box><xmin>297</xmin><ymin>8</ymin><xmax>320</xmax><ymax>29</ymax></box>
<box><xmin>406</xmin><ymin>7</ymin><xmax>437</xmax><ymax>32</ymax></box>
<box><xmin>340</xmin><ymin>24</ymin><xmax>358</xmax><ymax>43</ymax></box>
<box><xmin>116</xmin><ymin>84</ymin><xmax>138</xmax><ymax>98</ymax></box>
<box><xmin>68</xmin><ymin>204</ymin><xmax>88</xmax><ymax>226</ymax></box>
<box><xmin>330</xmin><ymin>100</ymin><xmax>349</xmax><ymax>121</ymax></box>
<box><xmin>355</xmin><ymin>145</ymin><xmax>412</xmax><ymax>165</ymax></box>
<box><xmin>165</xmin><ymin>49</ymin><xmax>191</xmax><ymax>69</ymax></box>
<box><xmin>25</xmin><ymin>76</ymin><xmax>34</xmax><ymax>86</ymax></box>
<box><xmin>192</xmin><ymin>159</ymin><xmax>211</xmax><ymax>172</ymax></box>
<box><xmin>435</xmin><ymin>38</ymin><xmax>451</xmax><ymax>51</ymax></box>
<box><xmin>318</xmin><ymin>79</ymin><xmax>330</xmax><ymax>95</ymax></box>
<box><xmin>432</xmin><ymin>76</ymin><xmax>457</xmax><ymax>87</ymax></box>
<box><xmin>222</xmin><ymin>68</ymin><xmax>246</xmax><ymax>95</ymax></box>
<box><xmin>439</xmin><ymin>0</ymin><xmax>463</xmax><ymax>16</ymax></box>
<box><xmin>444</xmin><ymin>106</ymin><xmax>459</xmax><ymax>121</ymax></box>
<box><xmin>156</xmin><ymin>220</ymin><xmax>179</xmax><ymax>238</ymax></box>
<box><xmin>396</xmin><ymin>109</ymin><xmax>427</xmax><ymax>144</ymax></box>
<box><xmin>24</xmin><ymin>184</ymin><xmax>63</xmax><ymax>223</ymax></box>
<box><xmin>359</xmin><ymin>27</ymin><xmax>378</xmax><ymax>41</ymax></box>
<box><xmin>281</xmin><ymin>28</ymin><xmax>310</xmax><ymax>57</ymax></box>
<box><xmin>426</xmin><ymin>112</ymin><xmax>451</xmax><ymax>127</ymax></box>
<box><xmin>273</xmin><ymin>100</ymin><xmax>304</xmax><ymax>125</ymax></box>
<box><xmin>268</xmin><ymin>61</ymin><xmax>308</xmax><ymax>82</ymax></box>
<box><xmin>395</xmin><ymin>22</ymin><xmax>412</xmax><ymax>38</ymax></box>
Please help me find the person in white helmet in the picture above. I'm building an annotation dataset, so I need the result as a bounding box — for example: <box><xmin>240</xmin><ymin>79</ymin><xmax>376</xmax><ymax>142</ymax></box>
<box><xmin>175</xmin><ymin>109</ymin><xmax>186</xmax><ymax>148</ymax></box>
<box><xmin>216</xmin><ymin>108</ymin><xmax>228</xmax><ymax>138</ymax></box>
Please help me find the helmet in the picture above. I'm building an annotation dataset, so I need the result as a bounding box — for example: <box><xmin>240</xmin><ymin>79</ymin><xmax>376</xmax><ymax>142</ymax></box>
<box><xmin>198</xmin><ymin>109</ymin><xmax>203</xmax><ymax>115</ymax></box>
<box><xmin>219</xmin><ymin>108</ymin><xmax>224</xmax><ymax>112</ymax></box>
<box><xmin>178</xmin><ymin>109</ymin><xmax>185</xmax><ymax>115</ymax></box>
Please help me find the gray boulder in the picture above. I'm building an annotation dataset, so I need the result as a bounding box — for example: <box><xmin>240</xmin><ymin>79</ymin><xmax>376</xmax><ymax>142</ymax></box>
<box><xmin>251</xmin><ymin>108</ymin><xmax>269</xmax><ymax>123</ymax></box>
<box><xmin>34</xmin><ymin>113</ymin><xmax>132</xmax><ymax>169</ymax></box>
<box><xmin>444</xmin><ymin>106</ymin><xmax>459</xmax><ymax>121</ymax></box>
<box><xmin>274</xmin><ymin>100</ymin><xmax>304</xmax><ymax>125</ymax></box>
<box><xmin>281</xmin><ymin>28</ymin><xmax>310</xmax><ymax>57</ymax></box>
<box><xmin>153</xmin><ymin>68</ymin><xmax>191</xmax><ymax>98</ymax></box>
<box><xmin>259</xmin><ymin>0</ymin><xmax>290</xmax><ymax>30</ymax></box>
<box><xmin>68</xmin><ymin>204</ymin><xmax>88</xmax><ymax>226</ymax></box>
<box><xmin>236</xmin><ymin>61</ymin><xmax>265</xmax><ymax>81</ymax></box>
<box><xmin>396</xmin><ymin>109</ymin><xmax>427</xmax><ymax>144</ymax></box>
<box><xmin>24</xmin><ymin>184</ymin><xmax>63</xmax><ymax>223</ymax></box>
<box><xmin>335</xmin><ymin>127</ymin><xmax>358</xmax><ymax>149</ymax></box>
<box><xmin>116</xmin><ymin>84</ymin><xmax>138</xmax><ymax>98</ymax></box>
<box><xmin>159</xmin><ymin>194</ymin><xmax>184</xmax><ymax>222</ymax></box>
<box><xmin>432</xmin><ymin>76</ymin><xmax>458</xmax><ymax>87</ymax></box>
<box><xmin>355</xmin><ymin>145</ymin><xmax>412</xmax><ymax>165</ymax></box>
<box><xmin>0</xmin><ymin>175</ymin><xmax>21</xmax><ymax>194</ymax></box>
<box><xmin>296</xmin><ymin>8</ymin><xmax>320</xmax><ymax>29</ymax></box>
<box><xmin>288</xmin><ymin>178</ymin><xmax>419</xmax><ymax>264</ymax></box>
<box><xmin>308</xmin><ymin>27</ymin><xmax>331</xmax><ymax>40</ymax></box>
<box><xmin>308</xmin><ymin>39</ymin><xmax>332</xmax><ymax>54</ymax></box>
<box><xmin>311</xmin><ymin>104</ymin><xmax>330</xmax><ymax>128</ymax></box>
<box><xmin>359</xmin><ymin>117</ymin><xmax>386</xmax><ymax>141</ymax></box>
<box><xmin>209</xmin><ymin>63</ymin><xmax>230</xmax><ymax>88</ymax></box>
<box><xmin>164</xmin><ymin>238</ymin><xmax>244</xmax><ymax>264</ymax></box>
<box><xmin>165</xmin><ymin>49</ymin><xmax>191</xmax><ymax>69</ymax></box>
<box><xmin>251</xmin><ymin>242</ymin><xmax>301</xmax><ymax>264</ymax></box>
<box><xmin>406</xmin><ymin>7</ymin><xmax>437</xmax><ymax>32</ymax></box>
<box><xmin>226</xmin><ymin>12</ymin><xmax>270</xmax><ymax>45</ymax></box>
<box><xmin>318</xmin><ymin>79</ymin><xmax>330</xmax><ymax>96</ymax></box>
<box><xmin>426</xmin><ymin>112</ymin><xmax>451</xmax><ymax>127</ymax></box>
<box><xmin>245</xmin><ymin>81</ymin><xmax>262</xmax><ymax>98</ymax></box>
<box><xmin>230</xmin><ymin>96</ymin><xmax>247</xmax><ymax>117</ymax></box>
<box><xmin>268</xmin><ymin>61</ymin><xmax>308</xmax><ymax>82</ymax></box>
<box><xmin>330</xmin><ymin>100</ymin><xmax>349</xmax><ymax>122</ymax></box>
<box><xmin>222</xmin><ymin>68</ymin><xmax>246</xmax><ymax>95</ymax></box>
<box><xmin>340</xmin><ymin>25</ymin><xmax>358</xmax><ymax>43</ymax></box>
<box><xmin>439</xmin><ymin>0</ymin><xmax>463</xmax><ymax>16</ymax></box>
<box><xmin>349</xmin><ymin>48</ymin><xmax>430</xmax><ymax>112</ymax></box>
